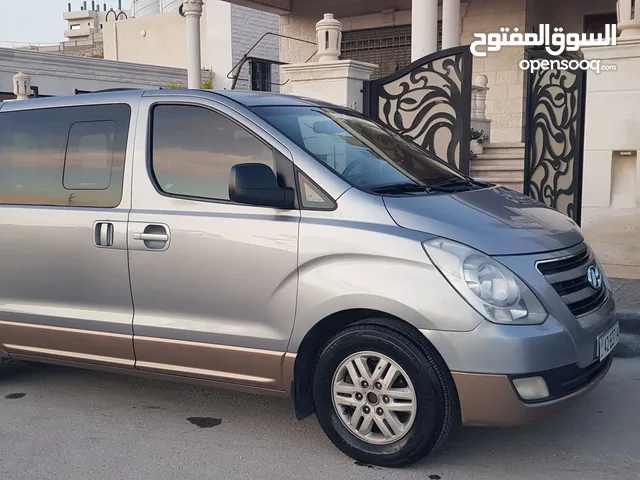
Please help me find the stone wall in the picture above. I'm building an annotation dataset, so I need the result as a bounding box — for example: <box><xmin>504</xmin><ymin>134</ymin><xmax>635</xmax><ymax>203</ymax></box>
<box><xmin>581</xmin><ymin>41</ymin><xmax>640</xmax><ymax>278</ymax></box>
<box><xmin>531</xmin><ymin>0</ymin><xmax>616</xmax><ymax>34</ymax></box>
<box><xmin>231</xmin><ymin>3</ymin><xmax>281</xmax><ymax>91</ymax></box>
<box><xmin>103</xmin><ymin>0</ymin><xmax>280</xmax><ymax>90</ymax></box>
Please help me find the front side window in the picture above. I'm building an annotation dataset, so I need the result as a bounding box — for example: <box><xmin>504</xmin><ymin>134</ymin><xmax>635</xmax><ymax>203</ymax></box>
<box><xmin>0</xmin><ymin>104</ymin><xmax>130</xmax><ymax>207</ymax></box>
<box><xmin>252</xmin><ymin>106</ymin><xmax>465</xmax><ymax>193</ymax></box>
<box><xmin>151</xmin><ymin>104</ymin><xmax>277</xmax><ymax>202</ymax></box>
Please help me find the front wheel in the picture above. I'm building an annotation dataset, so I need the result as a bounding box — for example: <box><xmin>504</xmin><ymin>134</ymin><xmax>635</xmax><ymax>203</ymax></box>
<box><xmin>312</xmin><ymin>320</ymin><xmax>459</xmax><ymax>467</ymax></box>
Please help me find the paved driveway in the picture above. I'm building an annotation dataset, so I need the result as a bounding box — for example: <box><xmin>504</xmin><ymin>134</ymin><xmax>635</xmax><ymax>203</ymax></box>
<box><xmin>1</xmin><ymin>358</ymin><xmax>639</xmax><ymax>480</ymax></box>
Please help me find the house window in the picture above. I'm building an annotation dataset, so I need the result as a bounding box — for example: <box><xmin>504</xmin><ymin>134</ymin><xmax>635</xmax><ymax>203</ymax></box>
<box><xmin>70</xmin><ymin>24</ymin><xmax>81</xmax><ymax>30</ymax></box>
<box><xmin>340</xmin><ymin>23</ymin><xmax>443</xmax><ymax>80</ymax></box>
<box><xmin>584</xmin><ymin>12</ymin><xmax>618</xmax><ymax>35</ymax></box>
<box><xmin>250</xmin><ymin>60</ymin><xmax>272</xmax><ymax>92</ymax></box>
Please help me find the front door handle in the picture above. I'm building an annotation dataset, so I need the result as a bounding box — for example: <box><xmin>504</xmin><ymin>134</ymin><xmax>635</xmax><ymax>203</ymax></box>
<box><xmin>130</xmin><ymin>224</ymin><xmax>171</xmax><ymax>251</ymax></box>
<box><xmin>133</xmin><ymin>233</ymin><xmax>169</xmax><ymax>242</ymax></box>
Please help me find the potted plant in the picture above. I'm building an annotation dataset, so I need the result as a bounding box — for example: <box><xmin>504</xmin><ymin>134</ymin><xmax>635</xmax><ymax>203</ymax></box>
<box><xmin>470</xmin><ymin>128</ymin><xmax>489</xmax><ymax>155</ymax></box>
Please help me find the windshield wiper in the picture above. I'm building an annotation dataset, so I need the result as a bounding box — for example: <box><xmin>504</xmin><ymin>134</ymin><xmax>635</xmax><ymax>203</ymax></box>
<box><xmin>369</xmin><ymin>182</ymin><xmax>428</xmax><ymax>194</ymax></box>
<box><xmin>429</xmin><ymin>177</ymin><xmax>492</xmax><ymax>191</ymax></box>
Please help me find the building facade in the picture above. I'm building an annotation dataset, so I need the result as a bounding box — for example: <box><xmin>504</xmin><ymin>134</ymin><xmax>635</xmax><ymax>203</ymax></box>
<box><xmin>0</xmin><ymin>47</ymin><xmax>191</xmax><ymax>100</ymax></box>
<box><xmin>103</xmin><ymin>0</ymin><xmax>280</xmax><ymax>90</ymax></box>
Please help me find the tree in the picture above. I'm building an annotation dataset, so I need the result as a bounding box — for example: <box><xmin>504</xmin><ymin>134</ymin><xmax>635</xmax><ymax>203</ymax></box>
<box><xmin>167</xmin><ymin>73</ymin><xmax>213</xmax><ymax>90</ymax></box>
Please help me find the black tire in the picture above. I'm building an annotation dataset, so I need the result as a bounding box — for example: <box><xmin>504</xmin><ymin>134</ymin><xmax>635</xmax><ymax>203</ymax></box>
<box><xmin>312</xmin><ymin>319</ymin><xmax>459</xmax><ymax>467</ymax></box>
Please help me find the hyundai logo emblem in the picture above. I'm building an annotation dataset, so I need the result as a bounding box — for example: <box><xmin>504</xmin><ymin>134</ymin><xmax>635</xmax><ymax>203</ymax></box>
<box><xmin>587</xmin><ymin>265</ymin><xmax>603</xmax><ymax>290</ymax></box>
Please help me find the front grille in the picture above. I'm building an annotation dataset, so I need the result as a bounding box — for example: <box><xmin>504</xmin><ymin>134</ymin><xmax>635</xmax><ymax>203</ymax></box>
<box><xmin>537</xmin><ymin>245</ymin><xmax>608</xmax><ymax>317</ymax></box>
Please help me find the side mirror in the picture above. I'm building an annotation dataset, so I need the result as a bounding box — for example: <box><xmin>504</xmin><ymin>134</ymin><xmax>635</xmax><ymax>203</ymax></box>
<box><xmin>229</xmin><ymin>163</ymin><xmax>295</xmax><ymax>208</ymax></box>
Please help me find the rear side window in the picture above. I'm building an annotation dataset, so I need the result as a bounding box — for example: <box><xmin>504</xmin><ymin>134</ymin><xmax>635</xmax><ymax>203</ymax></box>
<box><xmin>0</xmin><ymin>104</ymin><xmax>130</xmax><ymax>207</ymax></box>
<box><xmin>150</xmin><ymin>104</ymin><xmax>276</xmax><ymax>202</ymax></box>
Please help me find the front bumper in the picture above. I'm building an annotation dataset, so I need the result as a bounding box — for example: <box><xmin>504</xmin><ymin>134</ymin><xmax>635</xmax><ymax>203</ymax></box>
<box><xmin>452</xmin><ymin>354</ymin><xmax>613</xmax><ymax>427</ymax></box>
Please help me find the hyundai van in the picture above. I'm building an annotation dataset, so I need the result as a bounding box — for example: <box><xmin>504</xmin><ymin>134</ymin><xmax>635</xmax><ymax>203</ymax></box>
<box><xmin>0</xmin><ymin>90</ymin><xmax>618</xmax><ymax>467</ymax></box>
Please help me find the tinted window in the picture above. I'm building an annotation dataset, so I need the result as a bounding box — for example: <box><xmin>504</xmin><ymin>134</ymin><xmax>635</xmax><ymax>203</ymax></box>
<box><xmin>298</xmin><ymin>172</ymin><xmax>335</xmax><ymax>210</ymax></box>
<box><xmin>151</xmin><ymin>104</ymin><xmax>276</xmax><ymax>202</ymax></box>
<box><xmin>252</xmin><ymin>106</ymin><xmax>463</xmax><ymax>192</ymax></box>
<box><xmin>0</xmin><ymin>104</ymin><xmax>130</xmax><ymax>207</ymax></box>
<box><xmin>64</xmin><ymin>121</ymin><xmax>117</xmax><ymax>190</ymax></box>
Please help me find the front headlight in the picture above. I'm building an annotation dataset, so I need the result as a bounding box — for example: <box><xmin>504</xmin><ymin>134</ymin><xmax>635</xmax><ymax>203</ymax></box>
<box><xmin>423</xmin><ymin>238</ymin><xmax>547</xmax><ymax>325</ymax></box>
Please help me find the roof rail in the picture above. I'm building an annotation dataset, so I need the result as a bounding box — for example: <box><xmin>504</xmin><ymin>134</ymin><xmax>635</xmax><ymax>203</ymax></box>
<box><xmin>75</xmin><ymin>88</ymin><xmax>143</xmax><ymax>95</ymax></box>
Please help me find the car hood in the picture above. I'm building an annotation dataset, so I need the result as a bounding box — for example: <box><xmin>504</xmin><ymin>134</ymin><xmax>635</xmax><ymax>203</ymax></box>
<box><xmin>383</xmin><ymin>186</ymin><xmax>584</xmax><ymax>255</ymax></box>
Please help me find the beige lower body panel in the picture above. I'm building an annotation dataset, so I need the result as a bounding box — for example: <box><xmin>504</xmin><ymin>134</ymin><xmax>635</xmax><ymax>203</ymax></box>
<box><xmin>0</xmin><ymin>320</ymin><xmax>135</xmax><ymax>367</ymax></box>
<box><xmin>134</xmin><ymin>337</ymin><xmax>287</xmax><ymax>390</ymax></box>
<box><xmin>0</xmin><ymin>321</ymin><xmax>296</xmax><ymax>397</ymax></box>
<box><xmin>452</xmin><ymin>359</ymin><xmax>611</xmax><ymax>427</ymax></box>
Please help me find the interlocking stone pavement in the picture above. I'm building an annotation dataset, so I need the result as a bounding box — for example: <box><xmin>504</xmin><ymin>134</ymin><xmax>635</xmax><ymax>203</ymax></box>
<box><xmin>611</xmin><ymin>278</ymin><xmax>640</xmax><ymax>313</ymax></box>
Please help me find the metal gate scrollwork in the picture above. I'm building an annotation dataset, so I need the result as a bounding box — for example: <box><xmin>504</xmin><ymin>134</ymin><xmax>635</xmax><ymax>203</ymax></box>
<box><xmin>524</xmin><ymin>49</ymin><xmax>587</xmax><ymax>225</ymax></box>
<box><xmin>363</xmin><ymin>46</ymin><xmax>473</xmax><ymax>174</ymax></box>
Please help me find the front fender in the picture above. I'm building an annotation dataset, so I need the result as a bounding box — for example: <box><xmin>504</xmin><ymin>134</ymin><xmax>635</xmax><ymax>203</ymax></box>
<box><xmin>287</xmin><ymin>253</ymin><xmax>483</xmax><ymax>352</ymax></box>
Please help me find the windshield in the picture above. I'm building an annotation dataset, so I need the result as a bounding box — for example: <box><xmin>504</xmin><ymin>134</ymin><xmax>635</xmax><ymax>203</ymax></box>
<box><xmin>251</xmin><ymin>106</ymin><xmax>465</xmax><ymax>192</ymax></box>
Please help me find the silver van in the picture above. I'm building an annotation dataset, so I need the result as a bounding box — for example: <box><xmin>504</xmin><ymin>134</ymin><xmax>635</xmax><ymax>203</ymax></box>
<box><xmin>0</xmin><ymin>90</ymin><xmax>618</xmax><ymax>467</ymax></box>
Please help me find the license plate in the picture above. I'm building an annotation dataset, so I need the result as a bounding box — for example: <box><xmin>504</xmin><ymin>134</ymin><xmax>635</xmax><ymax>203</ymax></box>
<box><xmin>598</xmin><ymin>322</ymin><xmax>620</xmax><ymax>362</ymax></box>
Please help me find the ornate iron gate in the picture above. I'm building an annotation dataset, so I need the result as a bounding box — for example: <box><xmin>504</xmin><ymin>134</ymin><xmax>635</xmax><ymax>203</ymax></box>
<box><xmin>363</xmin><ymin>46</ymin><xmax>473</xmax><ymax>174</ymax></box>
<box><xmin>524</xmin><ymin>49</ymin><xmax>587</xmax><ymax>225</ymax></box>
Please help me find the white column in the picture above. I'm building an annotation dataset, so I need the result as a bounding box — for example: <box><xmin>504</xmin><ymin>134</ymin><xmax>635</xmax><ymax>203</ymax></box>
<box><xmin>316</xmin><ymin>14</ymin><xmax>343</xmax><ymax>62</ymax></box>
<box><xmin>182</xmin><ymin>0</ymin><xmax>203</xmax><ymax>89</ymax></box>
<box><xmin>441</xmin><ymin>0</ymin><xmax>461</xmax><ymax>49</ymax></box>
<box><xmin>412</xmin><ymin>0</ymin><xmax>439</xmax><ymax>60</ymax></box>
<box><xmin>617</xmin><ymin>0</ymin><xmax>640</xmax><ymax>41</ymax></box>
<box><xmin>472</xmin><ymin>74</ymin><xmax>488</xmax><ymax>120</ymax></box>
<box><xmin>13</xmin><ymin>72</ymin><xmax>32</xmax><ymax>101</ymax></box>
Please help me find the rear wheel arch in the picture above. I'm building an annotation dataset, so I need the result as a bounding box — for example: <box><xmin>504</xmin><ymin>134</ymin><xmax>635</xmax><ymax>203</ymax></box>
<box><xmin>290</xmin><ymin>310</ymin><xmax>458</xmax><ymax>421</ymax></box>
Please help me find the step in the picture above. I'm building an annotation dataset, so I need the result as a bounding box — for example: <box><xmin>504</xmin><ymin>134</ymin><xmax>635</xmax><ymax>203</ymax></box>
<box><xmin>474</xmin><ymin>176</ymin><xmax>525</xmax><ymax>185</ymax></box>
<box><xmin>474</xmin><ymin>178</ymin><xmax>524</xmax><ymax>193</ymax></box>
<box><xmin>472</xmin><ymin>159</ymin><xmax>524</xmax><ymax>168</ymax></box>
<box><xmin>483</xmin><ymin>142</ymin><xmax>525</xmax><ymax>150</ymax></box>
<box><xmin>472</xmin><ymin>172</ymin><xmax>525</xmax><ymax>181</ymax></box>
<box><xmin>471</xmin><ymin>164</ymin><xmax>524</xmax><ymax>172</ymax></box>
<box><xmin>485</xmin><ymin>142</ymin><xmax>524</xmax><ymax>149</ymax></box>
<box><xmin>481</xmin><ymin>149</ymin><xmax>525</xmax><ymax>157</ymax></box>
<box><xmin>481</xmin><ymin>145</ymin><xmax>525</xmax><ymax>157</ymax></box>
<box><xmin>475</xmin><ymin>153</ymin><xmax>525</xmax><ymax>161</ymax></box>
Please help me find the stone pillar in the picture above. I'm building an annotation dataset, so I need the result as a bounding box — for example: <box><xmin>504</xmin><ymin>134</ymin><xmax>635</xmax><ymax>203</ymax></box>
<box><xmin>316</xmin><ymin>13</ymin><xmax>342</xmax><ymax>62</ymax></box>
<box><xmin>412</xmin><ymin>0</ymin><xmax>439</xmax><ymax>60</ymax></box>
<box><xmin>182</xmin><ymin>0</ymin><xmax>203</xmax><ymax>89</ymax></box>
<box><xmin>280</xmin><ymin>13</ymin><xmax>377</xmax><ymax>112</ymax></box>
<box><xmin>441</xmin><ymin>0</ymin><xmax>461</xmax><ymax>50</ymax></box>
<box><xmin>280</xmin><ymin>61</ymin><xmax>377</xmax><ymax>112</ymax></box>
<box><xmin>471</xmin><ymin>74</ymin><xmax>491</xmax><ymax>141</ymax></box>
<box><xmin>617</xmin><ymin>0</ymin><xmax>640</xmax><ymax>41</ymax></box>
<box><xmin>13</xmin><ymin>72</ymin><xmax>31</xmax><ymax>100</ymax></box>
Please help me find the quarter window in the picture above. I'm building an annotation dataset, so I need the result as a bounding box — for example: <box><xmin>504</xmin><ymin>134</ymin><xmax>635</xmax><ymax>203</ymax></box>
<box><xmin>150</xmin><ymin>104</ymin><xmax>276</xmax><ymax>202</ymax></box>
<box><xmin>63</xmin><ymin>121</ymin><xmax>117</xmax><ymax>190</ymax></box>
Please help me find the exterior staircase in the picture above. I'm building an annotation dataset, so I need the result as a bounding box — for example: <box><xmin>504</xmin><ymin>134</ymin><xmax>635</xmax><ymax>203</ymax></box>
<box><xmin>470</xmin><ymin>142</ymin><xmax>525</xmax><ymax>193</ymax></box>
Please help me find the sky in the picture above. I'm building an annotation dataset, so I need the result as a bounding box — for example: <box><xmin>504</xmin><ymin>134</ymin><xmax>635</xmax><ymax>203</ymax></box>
<box><xmin>0</xmin><ymin>0</ymin><xmax>132</xmax><ymax>46</ymax></box>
